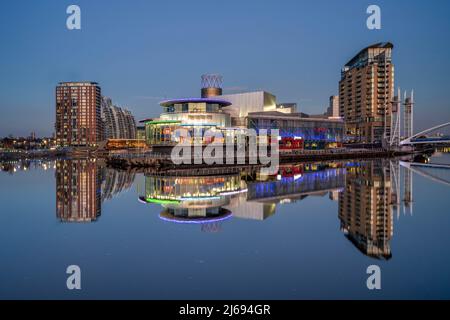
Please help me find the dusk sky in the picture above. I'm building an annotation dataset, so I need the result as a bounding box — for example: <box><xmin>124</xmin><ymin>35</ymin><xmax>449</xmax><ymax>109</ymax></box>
<box><xmin>1</xmin><ymin>0</ymin><xmax>449</xmax><ymax>136</ymax></box>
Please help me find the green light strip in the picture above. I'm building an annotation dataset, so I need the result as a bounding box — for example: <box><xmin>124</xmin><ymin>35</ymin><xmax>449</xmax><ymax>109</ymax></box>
<box><xmin>145</xmin><ymin>198</ymin><xmax>181</xmax><ymax>205</ymax></box>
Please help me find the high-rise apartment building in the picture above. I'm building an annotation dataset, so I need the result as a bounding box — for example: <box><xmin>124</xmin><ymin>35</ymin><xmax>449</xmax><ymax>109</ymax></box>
<box><xmin>339</xmin><ymin>43</ymin><xmax>394</xmax><ymax>143</ymax></box>
<box><xmin>327</xmin><ymin>95</ymin><xmax>340</xmax><ymax>118</ymax></box>
<box><xmin>101</xmin><ymin>96</ymin><xmax>137</xmax><ymax>140</ymax></box>
<box><xmin>55</xmin><ymin>82</ymin><xmax>103</xmax><ymax>147</ymax></box>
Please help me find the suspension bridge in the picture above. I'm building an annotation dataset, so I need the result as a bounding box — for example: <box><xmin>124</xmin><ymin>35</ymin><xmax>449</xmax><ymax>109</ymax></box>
<box><xmin>400</xmin><ymin>122</ymin><xmax>450</xmax><ymax>146</ymax></box>
<box><xmin>386</xmin><ymin>90</ymin><xmax>450</xmax><ymax>148</ymax></box>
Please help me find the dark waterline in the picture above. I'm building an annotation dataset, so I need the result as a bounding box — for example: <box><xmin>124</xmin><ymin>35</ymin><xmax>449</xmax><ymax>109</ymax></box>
<box><xmin>1</xmin><ymin>154</ymin><xmax>450</xmax><ymax>299</ymax></box>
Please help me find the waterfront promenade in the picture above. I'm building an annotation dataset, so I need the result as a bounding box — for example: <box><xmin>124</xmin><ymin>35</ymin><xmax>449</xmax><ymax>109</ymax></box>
<box><xmin>1</xmin><ymin>146</ymin><xmax>421</xmax><ymax>175</ymax></box>
<box><xmin>106</xmin><ymin>147</ymin><xmax>414</xmax><ymax>171</ymax></box>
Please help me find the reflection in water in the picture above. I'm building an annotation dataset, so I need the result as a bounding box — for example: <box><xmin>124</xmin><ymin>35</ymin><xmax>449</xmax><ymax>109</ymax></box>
<box><xmin>2</xmin><ymin>158</ymin><xmax>417</xmax><ymax>259</ymax></box>
<box><xmin>237</xmin><ymin>163</ymin><xmax>346</xmax><ymax>220</ymax></box>
<box><xmin>2</xmin><ymin>153</ymin><xmax>450</xmax><ymax>299</ymax></box>
<box><xmin>102</xmin><ymin>167</ymin><xmax>136</xmax><ymax>201</ymax></box>
<box><xmin>139</xmin><ymin>175</ymin><xmax>244</xmax><ymax>232</ymax></box>
<box><xmin>0</xmin><ymin>159</ymin><xmax>55</xmax><ymax>173</ymax></box>
<box><xmin>338</xmin><ymin>161</ymin><xmax>393</xmax><ymax>260</ymax></box>
<box><xmin>138</xmin><ymin>163</ymin><xmax>347</xmax><ymax>231</ymax></box>
<box><xmin>137</xmin><ymin>160</ymin><xmax>401</xmax><ymax>259</ymax></box>
<box><xmin>55</xmin><ymin>159</ymin><xmax>135</xmax><ymax>222</ymax></box>
<box><xmin>246</xmin><ymin>163</ymin><xmax>345</xmax><ymax>204</ymax></box>
<box><xmin>56</xmin><ymin>159</ymin><xmax>102</xmax><ymax>222</ymax></box>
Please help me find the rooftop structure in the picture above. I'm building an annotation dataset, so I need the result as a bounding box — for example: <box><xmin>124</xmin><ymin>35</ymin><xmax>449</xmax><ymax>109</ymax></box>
<box><xmin>343</xmin><ymin>42</ymin><xmax>393</xmax><ymax>71</ymax></box>
<box><xmin>201</xmin><ymin>74</ymin><xmax>223</xmax><ymax>98</ymax></box>
<box><xmin>57</xmin><ymin>81</ymin><xmax>99</xmax><ymax>87</ymax></box>
<box><xmin>159</xmin><ymin>98</ymin><xmax>232</xmax><ymax>108</ymax></box>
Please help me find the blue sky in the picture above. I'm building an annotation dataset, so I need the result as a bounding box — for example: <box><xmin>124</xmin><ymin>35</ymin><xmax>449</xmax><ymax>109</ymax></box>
<box><xmin>1</xmin><ymin>0</ymin><xmax>449</xmax><ymax>136</ymax></box>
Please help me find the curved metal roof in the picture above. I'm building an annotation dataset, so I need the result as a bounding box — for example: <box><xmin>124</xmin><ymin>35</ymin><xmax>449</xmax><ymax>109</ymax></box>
<box><xmin>344</xmin><ymin>42</ymin><xmax>394</xmax><ymax>67</ymax></box>
<box><xmin>160</xmin><ymin>98</ymin><xmax>232</xmax><ymax>107</ymax></box>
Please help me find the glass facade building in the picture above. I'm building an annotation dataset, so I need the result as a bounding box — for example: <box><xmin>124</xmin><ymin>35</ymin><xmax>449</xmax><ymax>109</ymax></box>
<box><xmin>143</xmin><ymin>98</ymin><xmax>232</xmax><ymax>146</ymax></box>
<box><xmin>142</xmin><ymin>89</ymin><xmax>344</xmax><ymax>150</ymax></box>
<box><xmin>248</xmin><ymin>111</ymin><xmax>344</xmax><ymax>149</ymax></box>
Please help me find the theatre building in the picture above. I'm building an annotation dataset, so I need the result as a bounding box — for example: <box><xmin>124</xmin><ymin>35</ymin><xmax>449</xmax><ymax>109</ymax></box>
<box><xmin>141</xmin><ymin>75</ymin><xmax>344</xmax><ymax>151</ymax></box>
<box><xmin>143</xmin><ymin>97</ymin><xmax>233</xmax><ymax>149</ymax></box>
<box><xmin>247</xmin><ymin>111</ymin><xmax>344</xmax><ymax>150</ymax></box>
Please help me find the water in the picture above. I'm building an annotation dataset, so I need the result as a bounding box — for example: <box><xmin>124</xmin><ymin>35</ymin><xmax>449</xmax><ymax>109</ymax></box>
<box><xmin>1</xmin><ymin>153</ymin><xmax>450</xmax><ymax>299</ymax></box>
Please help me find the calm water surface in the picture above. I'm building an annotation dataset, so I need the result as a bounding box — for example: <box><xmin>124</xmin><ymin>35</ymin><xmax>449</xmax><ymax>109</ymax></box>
<box><xmin>1</xmin><ymin>153</ymin><xmax>450</xmax><ymax>299</ymax></box>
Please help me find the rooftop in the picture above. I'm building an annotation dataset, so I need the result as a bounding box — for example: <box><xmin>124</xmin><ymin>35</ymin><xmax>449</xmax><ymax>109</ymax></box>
<box><xmin>344</xmin><ymin>42</ymin><xmax>394</xmax><ymax>68</ymax></box>
<box><xmin>160</xmin><ymin>98</ymin><xmax>232</xmax><ymax>107</ymax></box>
<box><xmin>248</xmin><ymin>111</ymin><xmax>343</xmax><ymax>122</ymax></box>
<box><xmin>58</xmin><ymin>81</ymin><xmax>99</xmax><ymax>86</ymax></box>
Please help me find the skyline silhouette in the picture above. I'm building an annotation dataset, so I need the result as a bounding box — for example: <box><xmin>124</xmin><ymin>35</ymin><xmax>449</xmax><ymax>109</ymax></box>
<box><xmin>1</xmin><ymin>0</ymin><xmax>450</xmax><ymax>136</ymax></box>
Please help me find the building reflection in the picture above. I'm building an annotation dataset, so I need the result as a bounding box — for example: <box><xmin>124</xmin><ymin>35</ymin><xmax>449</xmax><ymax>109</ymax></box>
<box><xmin>246</xmin><ymin>163</ymin><xmax>346</xmax><ymax>204</ymax></box>
<box><xmin>55</xmin><ymin>159</ymin><xmax>135</xmax><ymax>222</ymax></box>
<box><xmin>338</xmin><ymin>160</ymin><xmax>393</xmax><ymax>260</ymax></box>
<box><xmin>7</xmin><ymin>157</ymin><xmax>399</xmax><ymax>258</ymax></box>
<box><xmin>0</xmin><ymin>157</ymin><xmax>416</xmax><ymax>256</ymax></box>
<box><xmin>56</xmin><ymin>159</ymin><xmax>102</xmax><ymax>222</ymax></box>
<box><xmin>139</xmin><ymin>174</ymin><xmax>245</xmax><ymax>231</ymax></box>
<box><xmin>235</xmin><ymin>163</ymin><xmax>346</xmax><ymax>220</ymax></box>
<box><xmin>136</xmin><ymin>160</ymin><xmax>398</xmax><ymax>260</ymax></box>
<box><xmin>139</xmin><ymin>163</ymin><xmax>347</xmax><ymax>228</ymax></box>
<box><xmin>0</xmin><ymin>159</ymin><xmax>55</xmax><ymax>173</ymax></box>
<box><xmin>102</xmin><ymin>167</ymin><xmax>136</xmax><ymax>201</ymax></box>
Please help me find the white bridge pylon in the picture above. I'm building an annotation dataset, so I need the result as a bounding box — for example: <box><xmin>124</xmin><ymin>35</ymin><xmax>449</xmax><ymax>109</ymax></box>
<box><xmin>400</xmin><ymin>122</ymin><xmax>450</xmax><ymax>146</ymax></box>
